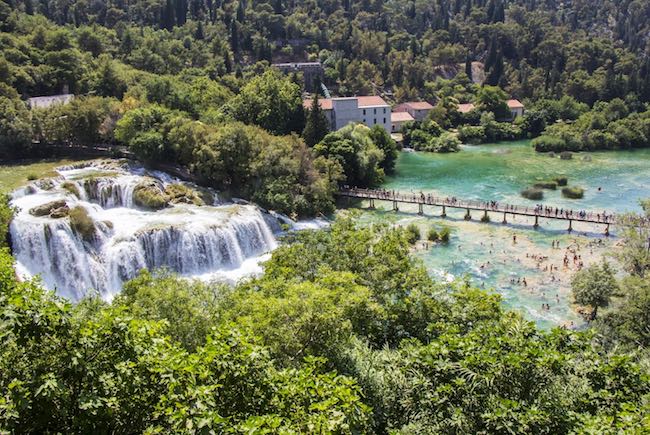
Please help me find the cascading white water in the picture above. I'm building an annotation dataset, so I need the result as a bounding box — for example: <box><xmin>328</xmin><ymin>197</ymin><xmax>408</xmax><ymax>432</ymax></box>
<box><xmin>10</xmin><ymin>160</ymin><xmax>279</xmax><ymax>301</ymax></box>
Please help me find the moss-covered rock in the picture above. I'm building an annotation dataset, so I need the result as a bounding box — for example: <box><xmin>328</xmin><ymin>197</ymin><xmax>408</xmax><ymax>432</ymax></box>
<box><xmin>521</xmin><ymin>188</ymin><xmax>544</xmax><ymax>200</ymax></box>
<box><xmin>69</xmin><ymin>206</ymin><xmax>96</xmax><ymax>242</ymax></box>
<box><xmin>165</xmin><ymin>183</ymin><xmax>207</xmax><ymax>206</ymax></box>
<box><xmin>133</xmin><ymin>180</ymin><xmax>169</xmax><ymax>210</ymax></box>
<box><xmin>562</xmin><ymin>186</ymin><xmax>585</xmax><ymax>199</ymax></box>
<box><xmin>554</xmin><ymin>176</ymin><xmax>568</xmax><ymax>186</ymax></box>
<box><xmin>533</xmin><ymin>181</ymin><xmax>558</xmax><ymax>190</ymax></box>
<box><xmin>61</xmin><ymin>182</ymin><xmax>81</xmax><ymax>198</ymax></box>
<box><xmin>29</xmin><ymin>200</ymin><xmax>69</xmax><ymax>218</ymax></box>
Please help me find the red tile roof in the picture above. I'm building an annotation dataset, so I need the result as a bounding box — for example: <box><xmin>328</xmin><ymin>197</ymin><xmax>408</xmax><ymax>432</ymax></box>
<box><xmin>404</xmin><ymin>101</ymin><xmax>434</xmax><ymax>110</ymax></box>
<box><xmin>507</xmin><ymin>99</ymin><xmax>524</xmax><ymax>108</ymax></box>
<box><xmin>303</xmin><ymin>98</ymin><xmax>333</xmax><ymax>110</ymax></box>
<box><xmin>357</xmin><ymin>96</ymin><xmax>389</xmax><ymax>107</ymax></box>
<box><xmin>303</xmin><ymin>96</ymin><xmax>389</xmax><ymax>111</ymax></box>
<box><xmin>391</xmin><ymin>112</ymin><xmax>415</xmax><ymax>122</ymax></box>
<box><xmin>457</xmin><ymin>103</ymin><xmax>476</xmax><ymax>113</ymax></box>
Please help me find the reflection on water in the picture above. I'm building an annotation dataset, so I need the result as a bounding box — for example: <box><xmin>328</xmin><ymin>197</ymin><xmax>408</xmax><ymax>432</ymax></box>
<box><xmin>358</xmin><ymin>141</ymin><xmax>650</xmax><ymax>328</ymax></box>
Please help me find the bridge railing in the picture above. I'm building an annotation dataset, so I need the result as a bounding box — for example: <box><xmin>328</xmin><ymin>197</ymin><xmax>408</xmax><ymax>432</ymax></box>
<box><xmin>338</xmin><ymin>188</ymin><xmax>622</xmax><ymax>225</ymax></box>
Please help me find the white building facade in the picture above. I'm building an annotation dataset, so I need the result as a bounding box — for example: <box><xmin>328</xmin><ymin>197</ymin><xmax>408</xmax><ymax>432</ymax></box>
<box><xmin>303</xmin><ymin>96</ymin><xmax>392</xmax><ymax>133</ymax></box>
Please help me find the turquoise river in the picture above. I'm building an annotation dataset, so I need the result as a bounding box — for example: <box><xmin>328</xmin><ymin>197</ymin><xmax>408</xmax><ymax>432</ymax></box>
<box><xmin>355</xmin><ymin>140</ymin><xmax>650</xmax><ymax>328</ymax></box>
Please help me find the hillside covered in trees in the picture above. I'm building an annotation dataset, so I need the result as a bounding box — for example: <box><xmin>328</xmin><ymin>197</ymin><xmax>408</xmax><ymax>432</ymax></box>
<box><xmin>3</xmin><ymin>0</ymin><xmax>650</xmax><ymax>103</ymax></box>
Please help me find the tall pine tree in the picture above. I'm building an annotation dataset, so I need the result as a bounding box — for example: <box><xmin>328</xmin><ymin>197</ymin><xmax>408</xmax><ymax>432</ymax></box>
<box><xmin>302</xmin><ymin>94</ymin><xmax>330</xmax><ymax>147</ymax></box>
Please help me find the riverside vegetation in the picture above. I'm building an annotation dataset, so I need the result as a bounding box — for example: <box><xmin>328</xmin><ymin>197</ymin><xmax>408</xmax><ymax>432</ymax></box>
<box><xmin>2</xmin><ymin>213</ymin><xmax>650</xmax><ymax>433</ymax></box>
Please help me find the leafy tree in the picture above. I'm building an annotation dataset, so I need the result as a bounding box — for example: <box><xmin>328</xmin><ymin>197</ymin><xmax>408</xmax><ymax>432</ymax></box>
<box><xmin>0</xmin><ymin>94</ymin><xmax>32</xmax><ymax>159</ymax></box>
<box><xmin>572</xmin><ymin>261</ymin><xmax>619</xmax><ymax>320</ymax></box>
<box><xmin>476</xmin><ymin>85</ymin><xmax>509</xmax><ymax>119</ymax></box>
<box><xmin>314</xmin><ymin>123</ymin><xmax>385</xmax><ymax>187</ymax></box>
<box><xmin>368</xmin><ymin>124</ymin><xmax>398</xmax><ymax>173</ymax></box>
<box><xmin>225</xmin><ymin>69</ymin><xmax>305</xmax><ymax>135</ymax></box>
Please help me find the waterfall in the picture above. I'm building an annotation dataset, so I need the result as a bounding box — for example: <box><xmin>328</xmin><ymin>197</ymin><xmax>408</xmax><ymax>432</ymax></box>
<box><xmin>9</xmin><ymin>161</ymin><xmax>279</xmax><ymax>301</ymax></box>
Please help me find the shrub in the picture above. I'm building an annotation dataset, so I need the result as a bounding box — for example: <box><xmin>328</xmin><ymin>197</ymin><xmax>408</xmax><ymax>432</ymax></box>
<box><xmin>405</xmin><ymin>224</ymin><xmax>420</xmax><ymax>244</ymax></box>
<box><xmin>457</xmin><ymin>125</ymin><xmax>486</xmax><ymax>144</ymax></box>
<box><xmin>521</xmin><ymin>188</ymin><xmax>544</xmax><ymax>200</ymax></box>
<box><xmin>531</xmin><ymin>135</ymin><xmax>566</xmax><ymax>152</ymax></box>
<box><xmin>439</xmin><ymin>226</ymin><xmax>451</xmax><ymax>243</ymax></box>
<box><xmin>69</xmin><ymin>206</ymin><xmax>96</xmax><ymax>242</ymax></box>
<box><xmin>27</xmin><ymin>173</ymin><xmax>38</xmax><ymax>181</ymax></box>
<box><xmin>554</xmin><ymin>176</ymin><xmax>568</xmax><ymax>186</ymax></box>
<box><xmin>427</xmin><ymin>227</ymin><xmax>439</xmax><ymax>241</ymax></box>
<box><xmin>562</xmin><ymin>186</ymin><xmax>584</xmax><ymax>199</ymax></box>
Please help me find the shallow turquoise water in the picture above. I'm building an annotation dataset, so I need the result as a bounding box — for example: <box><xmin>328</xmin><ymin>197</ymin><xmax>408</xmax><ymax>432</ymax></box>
<box><xmin>360</xmin><ymin>141</ymin><xmax>650</xmax><ymax>329</ymax></box>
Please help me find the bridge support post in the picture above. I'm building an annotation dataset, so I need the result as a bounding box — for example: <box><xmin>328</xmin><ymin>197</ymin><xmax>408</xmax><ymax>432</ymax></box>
<box><xmin>393</xmin><ymin>200</ymin><xmax>398</xmax><ymax>212</ymax></box>
<box><xmin>568</xmin><ymin>219</ymin><xmax>573</xmax><ymax>232</ymax></box>
<box><xmin>534</xmin><ymin>215</ymin><xmax>539</xmax><ymax>228</ymax></box>
<box><xmin>502</xmin><ymin>212</ymin><xmax>507</xmax><ymax>224</ymax></box>
<box><xmin>464</xmin><ymin>209</ymin><xmax>471</xmax><ymax>220</ymax></box>
<box><xmin>418</xmin><ymin>203</ymin><xmax>423</xmax><ymax>215</ymax></box>
<box><xmin>441</xmin><ymin>205</ymin><xmax>446</xmax><ymax>217</ymax></box>
<box><xmin>369</xmin><ymin>198</ymin><xmax>375</xmax><ymax>209</ymax></box>
<box><xmin>605</xmin><ymin>223</ymin><xmax>610</xmax><ymax>237</ymax></box>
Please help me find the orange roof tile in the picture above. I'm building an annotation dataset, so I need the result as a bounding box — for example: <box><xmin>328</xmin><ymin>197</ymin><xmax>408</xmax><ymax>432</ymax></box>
<box><xmin>391</xmin><ymin>112</ymin><xmax>415</xmax><ymax>122</ymax></box>
<box><xmin>357</xmin><ymin>96</ymin><xmax>389</xmax><ymax>107</ymax></box>
<box><xmin>404</xmin><ymin>101</ymin><xmax>434</xmax><ymax>110</ymax></box>
<box><xmin>303</xmin><ymin>98</ymin><xmax>333</xmax><ymax>110</ymax></box>
<box><xmin>457</xmin><ymin>103</ymin><xmax>476</xmax><ymax>113</ymax></box>
<box><xmin>507</xmin><ymin>99</ymin><xmax>524</xmax><ymax>108</ymax></box>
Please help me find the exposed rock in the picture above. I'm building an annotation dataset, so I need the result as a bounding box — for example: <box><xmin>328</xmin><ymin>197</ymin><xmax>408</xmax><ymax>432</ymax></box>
<box><xmin>133</xmin><ymin>179</ymin><xmax>169</xmax><ymax>210</ymax></box>
<box><xmin>29</xmin><ymin>200</ymin><xmax>68</xmax><ymax>217</ymax></box>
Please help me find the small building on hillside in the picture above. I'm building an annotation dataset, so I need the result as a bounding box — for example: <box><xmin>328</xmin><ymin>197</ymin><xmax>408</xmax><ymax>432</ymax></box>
<box><xmin>28</xmin><ymin>94</ymin><xmax>74</xmax><ymax>110</ymax></box>
<box><xmin>507</xmin><ymin>99</ymin><xmax>525</xmax><ymax>118</ymax></box>
<box><xmin>303</xmin><ymin>95</ymin><xmax>392</xmax><ymax>133</ymax></box>
<box><xmin>457</xmin><ymin>102</ymin><xmax>476</xmax><ymax>114</ymax></box>
<box><xmin>393</xmin><ymin>101</ymin><xmax>434</xmax><ymax>121</ymax></box>
<box><xmin>455</xmin><ymin>99</ymin><xmax>525</xmax><ymax>119</ymax></box>
<box><xmin>391</xmin><ymin>111</ymin><xmax>414</xmax><ymax>132</ymax></box>
<box><xmin>272</xmin><ymin>62</ymin><xmax>324</xmax><ymax>92</ymax></box>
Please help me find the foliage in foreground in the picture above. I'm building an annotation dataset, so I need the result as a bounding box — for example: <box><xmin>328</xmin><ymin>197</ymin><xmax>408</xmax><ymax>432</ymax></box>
<box><xmin>2</xmin><ymin>217</ymin><xmax>650</xmax><ymax>433</ymax></box>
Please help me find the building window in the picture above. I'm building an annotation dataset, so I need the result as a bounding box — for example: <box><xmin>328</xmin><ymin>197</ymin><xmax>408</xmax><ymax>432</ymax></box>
<box><xmin>374</xmin><ymin>108</ymin><xmax>377</xmax><ymax>114</ymax></box>
<box><xmin>363</xmin><ymin>109</ymin><xmax>366</xmax><ymax>115</ymax></box>
<box><xmin>383</xmin><ymin>108</ymin><xmax>386</xmax><ymax>114</ymax></box>
<box><xmin>383</xmin><ymin>118</ymin><xmax>386</xmax><ymax>124</ymax></box>
<box><xmin>373</xmin><ymin>118</ymin><xmax>376</xmax><ymax>124</ymax></box>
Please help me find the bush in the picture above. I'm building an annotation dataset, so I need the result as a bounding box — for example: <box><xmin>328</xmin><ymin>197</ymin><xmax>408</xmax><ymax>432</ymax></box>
<box><xmin>521</xmin><ymin>188</ymin><xmax>544</xmax><ymax>200</ymax></box>
<box><xmin>405</xmin><ymin>223</ymin><xmax>420</xmax><ymax>244</ymax></box>
<box><xmin>554</xmin><ymin>176</ymin><xmax>568</xmax><ymax>186</ymax></box>
<box><xmin>457</xmin><ymin>125</ymin><xmax>486</xmax><ymax>144</ymax></box>
<box><xmin>439</xmin><ymin>226</ymin><xmax>451</xmax><ymax>243</ymax></box>
<box><xmin>562</xmin><ymin>186</ymin><xmax>585</xmax><ymax>199</ymax></box>
<box><xmin>427</xmin><ymin>227</ymin><xmax>439</xmax><ymax>241</ymax></box>
<box><xmin>69</xmin><ymin>206</ymin><xmax>96</xmax><ymax>242</ymax></box>
<box><xmin>27</xmin><ymin>173</ymin><xmax>38</xmax><ymax>181</ymax></box>
<box><xmin>532</xmin><ymin>135</ymin><xmax>566</xmax><ymax>152</ymax></box>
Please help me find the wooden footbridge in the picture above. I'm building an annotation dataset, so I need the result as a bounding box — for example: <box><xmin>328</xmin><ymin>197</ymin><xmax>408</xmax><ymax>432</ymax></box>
<box><xmin>337</xmin><ymin>188</ymin><xmax>620</xmax><ymax>235</ymax></box>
